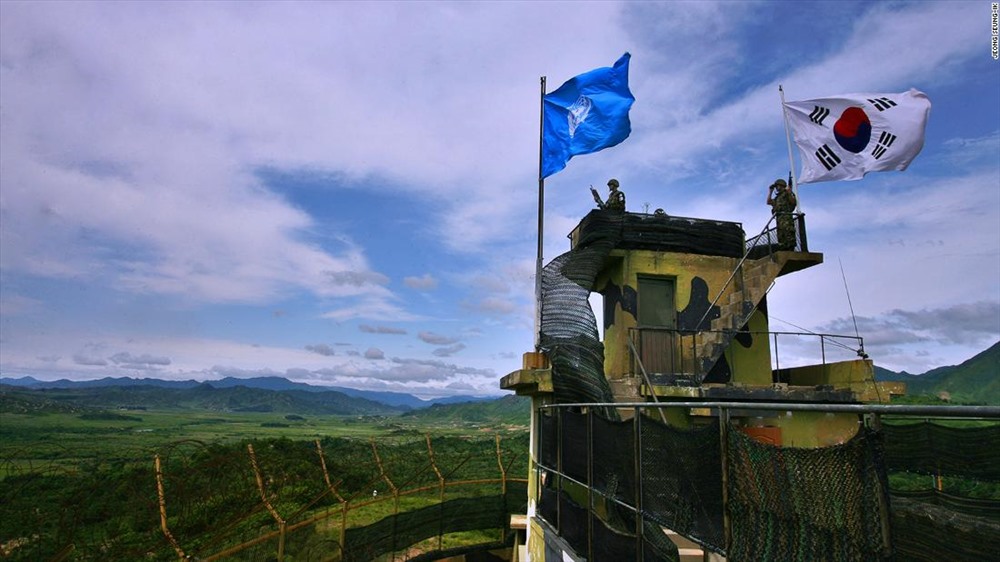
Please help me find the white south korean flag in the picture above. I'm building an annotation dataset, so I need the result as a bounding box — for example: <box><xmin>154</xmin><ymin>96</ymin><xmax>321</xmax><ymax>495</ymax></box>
<box><xmin>783</xmin><ymin>89</ymin><xmax>931</xmax><ymax>184</ymax></box>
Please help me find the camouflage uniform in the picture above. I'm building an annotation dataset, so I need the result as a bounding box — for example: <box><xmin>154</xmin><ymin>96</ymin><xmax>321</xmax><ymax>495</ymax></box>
<box><xmin>605</xmin><ymin>179</ymin><xmax>626</xmax><ymax>212</ymax></box>
<box><xmin>768</xmin><ymin>179</ymin><xmax>797</xmax><ymax>250</ymax></box>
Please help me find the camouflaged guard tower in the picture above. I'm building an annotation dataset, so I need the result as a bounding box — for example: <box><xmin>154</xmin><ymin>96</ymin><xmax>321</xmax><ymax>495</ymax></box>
<box><xmin>501</xmin><ymin>206</ymin><xmax>905</xmax><ymax>561</ymax></box>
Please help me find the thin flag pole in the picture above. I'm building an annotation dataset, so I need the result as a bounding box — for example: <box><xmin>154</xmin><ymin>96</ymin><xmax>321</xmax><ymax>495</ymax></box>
<box><xmin>535</xmin><ymin>76</ymin><xmax>546</xmax><ymax>350</ymax></box>
<box><xmin>779</xmin><ymin>84</ymin><xmax>801</xmax><ymax>211</ymax></box>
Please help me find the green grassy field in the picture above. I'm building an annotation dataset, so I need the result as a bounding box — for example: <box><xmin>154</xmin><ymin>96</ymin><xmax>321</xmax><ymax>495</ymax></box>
<box><xmin>0</xmin><ymin>405</ymin><xmax>530</xmax><ymax>560</ymax></box>
<box><xmin>0</xmin><ymin>407</ymin><xmax>527</xmax><ymax>478</ymax></box>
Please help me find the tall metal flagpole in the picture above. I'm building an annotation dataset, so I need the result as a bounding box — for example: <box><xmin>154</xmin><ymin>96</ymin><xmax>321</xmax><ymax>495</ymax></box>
<box><xmin>779</xmin><ymin>85</ymin><xmax>801</xmax><ymax>211</ymax></box>
<box><xmin>535</xmin><ymin>76</ymin><xmax>546</xmax><ymax>350</ymax></box>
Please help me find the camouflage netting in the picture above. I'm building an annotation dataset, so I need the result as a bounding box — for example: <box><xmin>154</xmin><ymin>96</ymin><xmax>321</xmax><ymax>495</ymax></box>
<box><xmin>888</xmin><ymin>489</ymin><xmax>1000</xmax><ymax>519</ymax></box>
<box><xmin>572</xmin><ymin>210</ymin><xmax>745</xmax><ymax>257</ymax></box>
<box><xmin>539</xmin><ymin>410</ymin><xmax>905</xmax><ymax>562</ymax></box>
<box><xmin>341</xmin><ymin>484</ymin><xmax>527</xmax><ymax>562</ymax></box>
<box><xmin>537</xmin><ymin>410</ymin><xmax>678</xmax><ymax>561</ymax></box>
<box><xmin>539</xmin><ymin>484</ymin><xmax>680</xmax><ymax>561</ymax></box>
<box><xmin>641</xmin><ymin>417</ymin><xmax>724</xmax><ymax>552</ymax></box>
<box><xmin>882</xmin><ymin>421</ymin><xmax>1000</xmax><ymax>481</ymax></box>
<box><xmin>592</xmin><ymin>412</ymin><xmax>639</xmax><ymax>505</ymax></box>
<box><xmin>538</xmin><ymin>407</ymin><xmax>637</xmax><ymax>503</ymax></box>
<box><xmin>889</xmin><ymin>495</ymin><xmax>1000</xmax><ymax>562</ymax></box>
<box><xmin>727</xmin><ymin>426</ymin><xmax>891</xmax><ymax>562</ymax></box>
<box><xmin>882</xmin><ymin>421</ymin><xmax>1000</xmax><ymax>562</ymax></box>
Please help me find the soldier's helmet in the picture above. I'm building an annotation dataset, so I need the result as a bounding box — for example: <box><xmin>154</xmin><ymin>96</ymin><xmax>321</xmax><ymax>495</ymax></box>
<box><xmin>608</xmin><ymin>179</ymin><xmax>620</xmax><ymax>189</ymax></box>
<box><xmin>773</xmin><ymin>178</ymin><xmax>787</xmax><ymax>188</ymax></box>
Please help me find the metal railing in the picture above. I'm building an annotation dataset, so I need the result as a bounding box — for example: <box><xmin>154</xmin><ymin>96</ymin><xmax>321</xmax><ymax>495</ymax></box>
<box><xmin>534</xmin><ymin>401</ymin><xmax>1000</xmax><ymax>561</ymax></box>
<box><xmin>745</xmin><ymin>212</ymin><xmax>808</xmax><ymax>256</ymax></box>
<box><xmin>628</xmin><ymin>327</ymin><xmax>866</xmax><ymax>379</ymax></box>
<box><xmin>695</xmin><ymin>211</ymin><xmax>806</xmax><ymax>337</ymax></box>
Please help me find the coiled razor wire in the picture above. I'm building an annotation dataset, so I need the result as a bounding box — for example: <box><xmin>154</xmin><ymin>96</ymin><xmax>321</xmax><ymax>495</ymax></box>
<box><xmin>540</xmin><ymin>240</ymin><xmax>620</xmax><ymax>420</ymax></box>
<box><xmin>539</xmin><ymin>209</ymin><xmax>622</xmax><ymax>419</ymax></box>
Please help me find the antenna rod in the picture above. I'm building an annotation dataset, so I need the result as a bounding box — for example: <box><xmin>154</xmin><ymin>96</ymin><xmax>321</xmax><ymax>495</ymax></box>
<box><xmin>839</xmin><ymin>258</ymin><xmax>867</xmax><ymax>357</ymax></box>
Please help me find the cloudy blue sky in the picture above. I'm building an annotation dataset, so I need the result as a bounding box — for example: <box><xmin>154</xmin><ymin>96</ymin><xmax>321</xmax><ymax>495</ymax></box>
<box><xmin>1</xmin><ymin>1</ymin><xmax>997</xmax><ymax>398</ymax></box>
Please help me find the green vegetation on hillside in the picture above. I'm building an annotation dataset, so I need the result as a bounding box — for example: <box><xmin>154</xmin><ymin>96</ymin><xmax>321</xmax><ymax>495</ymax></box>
<box><xmin>0</xmin><ymin>404</ymin><xmax>529</xmax><ymax>561</ymax></box>
<box><xmin>401</xmin><ymin>394</ymin><xmax>530</xmax><ymax>426</ymax></box>
<box><xmin>876</xmin><ymin>341</ymin><xmax>1000</xmax><ymax>404</ymax></box>
<box><xmin>0</xmin><ymin>383</ymin><xmax>406</xmax><ymax>416</ymax></box>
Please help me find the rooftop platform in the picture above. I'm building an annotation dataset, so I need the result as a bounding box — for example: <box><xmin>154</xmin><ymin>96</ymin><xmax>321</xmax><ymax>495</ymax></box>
<box><xmin>569</xmin><ymin>210</ymin><xmax>746</xmax><ymax>258</ymax></box>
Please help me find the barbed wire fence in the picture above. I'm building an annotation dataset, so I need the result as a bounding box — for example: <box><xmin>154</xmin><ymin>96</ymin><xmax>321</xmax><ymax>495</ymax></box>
<box><xmin>1</xmin><ymin>433</ymin><xmax>529</xmax><ymax>561</ymax></box>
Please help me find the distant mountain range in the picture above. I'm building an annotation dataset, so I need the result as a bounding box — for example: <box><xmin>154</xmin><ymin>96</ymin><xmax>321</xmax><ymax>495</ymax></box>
<box><xmin>0</xmin><ymin>383</ymin><xmax>406</xmax><ymax>416</ymax></box>
<box><xmin>0</xmin><ymin>378</ymin><xmax>530</xmax><ymax>421</ymax></box>
<box><xmin>0</xmin><ymin>375</ymin><xmax>495</xmax><ymax>410</ymax></box>
<box><xmin>401</xmin><ymin>394</ymin><xmax>530</xmax><ymax>426</ymax></box>
<box><xmin>874</xmin><ymin>341</ymin><xmax>1000</xmax><ymax>404</ymax></box>
<box><xmin>3</xmin><ymin>341</ymin><xmax>996</xmax><ymax>414</ymax></box>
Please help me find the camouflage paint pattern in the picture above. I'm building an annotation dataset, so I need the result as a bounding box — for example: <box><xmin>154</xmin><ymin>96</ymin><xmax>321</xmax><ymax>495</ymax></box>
<box><xmin>597</xmin><ymin>249</ymin><xmax>748</xmax><ymax>381</ymax></box>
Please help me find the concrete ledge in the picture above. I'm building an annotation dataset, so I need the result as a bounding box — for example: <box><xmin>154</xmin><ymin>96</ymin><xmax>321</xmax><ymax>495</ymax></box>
<box><xmin>776</xmin><ymin>250</ymin><xmax>823</xmax><ymax>276</ymax></box>
<box><xmin>499</xmin><ymin>369</ymin><xmax>553</xmax><ymax>396</ymax></box>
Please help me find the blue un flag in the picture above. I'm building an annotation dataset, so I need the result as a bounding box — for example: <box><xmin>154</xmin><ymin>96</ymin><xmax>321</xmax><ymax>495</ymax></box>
<box><xmin>542</xmin><ymin>53</ymin><xmax>635</xmax><ymax>179</ymax></box>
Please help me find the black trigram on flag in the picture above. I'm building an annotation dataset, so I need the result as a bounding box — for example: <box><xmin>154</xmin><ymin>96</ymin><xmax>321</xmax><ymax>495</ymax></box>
<box><xmin>815</xmin><ymin>144</ymin><xmax>842</xmax><ymax>170</ymax></box>
<box><xmin>871</xmin><ymin>131</ymin><xmax>897</xmax><ymax>159</ymax></box>
<box><xmin>868</xmin><ymin>97</ymin><xmax>897</xmax><ymax>111</ymax></box>
<box><xmin>809</xmin><ymin>105</ymin><xmax>830</xmax><ymax>125</ymax></box>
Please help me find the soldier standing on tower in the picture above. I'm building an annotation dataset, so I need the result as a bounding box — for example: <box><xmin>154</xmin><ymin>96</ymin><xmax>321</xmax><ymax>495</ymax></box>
<box><xmin>766</xmin><ymin>178</ymin><xmax>797</xmax><ymax>250</ymax></box>
<box><xmin>591</xmin><ymin>178</ymin><xmax>626</xmax><ymax>212</ymax></box>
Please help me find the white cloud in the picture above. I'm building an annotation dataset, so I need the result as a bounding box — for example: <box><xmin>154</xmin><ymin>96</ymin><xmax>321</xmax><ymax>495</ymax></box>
<box><xmin>403</xmin><ymin>274</ymin><xmax>438</xmax><ymax>291</ymax></box>
<box><xmin>625</xmin><ymin>1</ymin><xmax>981</xmax><ymax>187</ymax></box>
<box><xmin>468</xmin><ymin>296</ymin><xmax>519</xmax><ymax>316</ymax></box>
<box><xmin>822</xmin><ymin>302</ymin><xmax>1000</xmax><ymax>348</ymax></box>
<box><xmin>389</xmin><ymin>357</ymin><xmax>494</xmax><ymax>378</ymax></box>
<box><xmin>359</xmin><ymin>325</ymin><xmax>408</xmax><ymax>335</ymax></box>
<box><xmin>0</xmin><ymin>293</ymin><xmax>42</xmax><ymax>316</ymax></box>
<box><xmin>72</xmin><ymin>354</ymin><xmax>108</xmax><ymax>367</ymax></box>
<box><xmin>433</xmin><ymin>343</ymin><xmax>466</xmax><ymax>357</ymax></box>
<box><xmin>304</xmin><ymin>344</ymin><xmax>336</xmax><ymax>357</ymax></box>
<box><xmin>109</xmin><ymin>352</ymin><xmax>171</xmax><ymax>367</ymax></box>
<box><xmin>418</xmin><ymin>331</ymin><xmax>459</xmax><ymax>346</ymax></box>
<box><xmin>940</xmin><ymin>131</ymin><xmax>1000</xmax><ymax>168</ymax></box>
<box><xmin>0</xmin><ymin>2</ymin><xmax>995</xmax><ymax>396</ymax></box>
<box><xmin>322</xmin><ymin>298</ymin><xmax>419</xmax><ymax>322</ymax></box>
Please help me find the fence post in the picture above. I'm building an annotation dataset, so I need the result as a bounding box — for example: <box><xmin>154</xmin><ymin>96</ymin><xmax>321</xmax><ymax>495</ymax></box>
<box><xmin>247</xmin><ymin>444</ymin><xmax>286</xmax><ymax>562</ymax></box>
<box><xmin>587</xmin><ymin>408</ymin><xmax>594</xmax><ymax>562</ymax></box>
<box><xmin>634</xmin><ymin>406</ymin><xmax>644</xmax><ymax>557</ymax></box>
<box><xmin>340</xmin><ymin>502</ymin><xmax>349</xmax><ymax>558</ymax></box>
<box><xmin>154</xmin><ymin>454</ymin><xmax>187</xmax><ymax>561</ymax></box>
<box><xmin>798</xmin><ymin>213</ymin><xmax>808</xmax><ymax>252</ymax></box>
<box><xmin>773</xmin><ymin>332</ymin><xmax>780</xmax><ymax>372</ymax></box>
<box><xmin>369</xmin><ymin>438</ymin><xmax>399</xmax><ymax>560</ymax></box>
<box><xmin>314</xmin><ymin>440</ymin><xmax>349</xmax><ymax>556</ymax></box>
<box><xmin>868</xmin><ymin>413</ymin><xmax>894</xmax><ymax>556</ymax></box>
<box><xmin>719</xmin><ymin>407</ymin><xmax>731</xmax><ymax>554</ymax></box>
<box><xmin>495</xmin><ymin>433</ymin><xmax>507</xmax><ymax>496</ymax></box>
<box><xmin>536</xmin><ymin>405</ymin><xmax>544</xmax><ymax>522</ymax></box>
<box><xmin>556</xmin><ymin>407</ymin><xmax>563</xmax><ymax>534</ymax></box>
<box><xmin>427</xmin><ymin>435</ymin><xmax>446</xmax><ymax>551</ymax></box>
<box><xmin>495</xmin><ymin>433</ymin><xmax>508</xmax><ymax>543</ymax></box>
<box><xmin>315</xmin><ymin>440</ymin><xmax>346</xmax><ymax>503</ymax></box>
